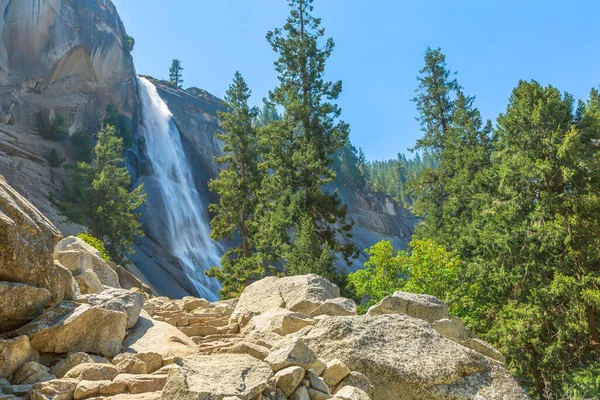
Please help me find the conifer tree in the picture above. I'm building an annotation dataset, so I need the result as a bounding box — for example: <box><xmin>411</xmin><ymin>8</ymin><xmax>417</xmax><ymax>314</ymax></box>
<box><xmin>206</xmin><ymin>72</ymin><xmax>264</xmax><ymax>298</ymax></box>
<box><xmin>257</xmin><ymin>0</ymin><xmax>356</xmax><ymax>282</ymax></box>
<box><xmin>169</xmin><ymin>59</ymin><xmax>184</xmax><ymax>88</ymax></box>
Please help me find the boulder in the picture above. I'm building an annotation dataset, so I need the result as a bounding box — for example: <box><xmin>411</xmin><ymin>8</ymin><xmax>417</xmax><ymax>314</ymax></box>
<box><xmin>177</xmin><ymin>297</ymin><xmax>210</xmax><ymax>312</ymax></box>
<box><xmin>244</xmin><ymin>308</ymin><xmax>316</xmax><ymax>336</ymax></box>
<box><xmin>78</xmin><ymin>288</ymin><xmax>144</xmax><ymax>329</ymax></box>
<box><xmin>12</xmin><ymin>302</ymin><xmax>127</xmax><ymax>357</ymax></box>
<box><xmin>307</xmin><ymin>388</ymin><xmax>330</xmax><ymax>400</ymax></box>
<box><xmin>0</xmin><ymin>176</ymin><xmax>74</xmax><ymax>307</ymax></box>
<box><xmin>306</xmin><ymin>371</ymin><xmax>329</xmax><ymax>394</ymax></box>
<box><xmin>302</xmin><ymin>314</ymin><xmax>528</xmax><ymax>400</ymax></box>
<box><xmin>321</xmin><ymin>360</ymin><xmax>350</xmax><ymax>387</ymax></box>
<box><xmin>0</xmin><ymin>336</ymin><xmax>39</xmax><ymax>379</ymax></box>
<box><xmin>228</xmin><ymin>342</ymin><xmax>270</xmax><ymax>361</ymax></box>
<box><xmin>273</xmin><ymin>366</ymin><xmax>305</xmax><ymax>397</ymax></box>
<box><xmin>29</xmin><ymin>378</ymin><xmax>79</xmax><ymax>400</ymax></box>
<box><xmin>290</xmin><ymin>386</ymin><xmax>310</xmax><ymax>400</ymax></box>
<box><xmin>431</xmin><ymin>317</ymin><xmax>472</xmax><ymax>341</ymax></box>
<box><xmin>112</xmin><ymin>374</ymin><xmax>168</xmax><ymax>394</ymax></box>
<box><xmin>112</xmin><ymin>353</ymin><xmax>148</xmax><ymax>374</ymax></box>
<box><xmin>366</xmin><ymin>292</ymin><xmax>449</xmax><ymax>323</ymax></box>
<box><xmin>308</xmin><ymin>298</ymin><xmax>356</xmax><ymax>317</ymax></box>
<box><xmin>63</xmin><ymin>363</ymin><xmax>119</xmax><ymax>381</ymax></box>
<box><xmin>54</xmin><ymin>237</ymin><xmax>120</xmax><ymax>289</ymax></box>
<box><xmin>0</xmin><ymin>282</ymin><xmax>52</xmax><ymax>333</ymax></box>
<box><xmin>10</xmin><ymin>361</ymin><xmax>54</xmax><ymax>385</ymax></box>
<box><xmin>236</xmin><ymin>275</ymin><xmax>340</xmax><ymax>315</ymax></box>
<box><xmin>161</xmin><ymin>354</ymin><xmax>272</xmax><ymax>400</ymax></box>
<box><xmin>74</xmin><ymin>380</ymin><xmax>126</xmax><ymax>399</ymax></box>
<box><xmin>334</xmin><ymin>386</ymin><xmax>370</xmax><ymax>400</ymax></box>
<box><xmin>122</xmin><ymin>311</ymin><xmax>197</xmax><ymax>360</ymax></box>
<box><xmin>50</xmin><ymin>353</ymin><xmax>110</xmax><ymax>379</ymax></box>
<box><xmin>461</xmin><ymin>338</ymin><xmax>506</xmax><ymax>364</ymax></box>
<box><xmin>133</xmin><ymin>353</ymin><xmax>163</xmax><ymax>374</ymax></box>
<box><xmin>334</xmin><ymin>373</ymin><xmax>373</xmax><ymax>398</ymax></box>
<box><xmin>73</xmin><ymin>271</ymin><xmax>105</xmax><ymax>295</ymax></box>
<box><xmin>265</xmin><ymin>338</ymin><xmax>319</xmax><ymax>372</ymax></box>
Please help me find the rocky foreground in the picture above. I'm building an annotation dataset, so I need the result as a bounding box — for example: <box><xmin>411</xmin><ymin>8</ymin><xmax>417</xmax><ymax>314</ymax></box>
<box><xmin>0</xmin><ymin>174</ymin><xmax>528</xmax><ymax>399</ymax></box>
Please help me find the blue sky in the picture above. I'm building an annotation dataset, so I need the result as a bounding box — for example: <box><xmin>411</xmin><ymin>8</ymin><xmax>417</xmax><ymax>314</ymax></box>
<box><xmin>112</xmin><ymin>0</ymin><xmax>600</xmax><ymax>161</ymax></box>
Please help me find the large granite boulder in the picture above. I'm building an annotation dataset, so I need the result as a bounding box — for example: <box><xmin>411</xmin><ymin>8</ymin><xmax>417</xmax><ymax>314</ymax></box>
<box><xmin>161</xmin><ymin>354</ymin><xmax>273</xmax><ymax>400</ymax></box>
<box><xmin>236</xmin><ymin>275</ymin><xmax>341</xmax><ymax>315</ymax></box>
<box><xmin>11</xmin><ymin>302</ymin><xmax>127</xmax><ymax>357</ymax></box>
<box><xmin>0</xmin><ymin>176</ymin><xmax>75</xmax><ymax>307</ymax></box>
<box><xmin>243</xmin><ymin>308</ymin><xmax>316</xmax><ymax>337</ymax></box>
<box><xmin>0</xmin><ymin>282</ymin><xmax>51</xmax><ymax>333</ymax></box>
<box><xmin>54</xmin><ymin>236</ymin><xmax>120</xmax><ymax>289</ymax></box>
<box><xmin>78</xmin><ymin>288</ymin><xmax>144</xmax><ymax>329</ymax></box>
<box><xmin>366</xmin><ymin>291</ymin><xmax>450</xmax><ymax>322</ymax></box>
<box><xmin>302</xmin><ymin>314</ymin><xmax>528</xmax><ymax>400</ymax></box>
<box><xmin>122</xmin><ymin>311</ymin><xmax>197</xmax><ymax>360</ymax></box>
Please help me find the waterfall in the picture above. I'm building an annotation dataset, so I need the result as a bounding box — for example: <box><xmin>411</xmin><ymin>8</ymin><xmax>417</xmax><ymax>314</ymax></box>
<box><xmin>137</xmin><ymin>76</ymin><xmax>221</xmax><ymax>301</ymax></box>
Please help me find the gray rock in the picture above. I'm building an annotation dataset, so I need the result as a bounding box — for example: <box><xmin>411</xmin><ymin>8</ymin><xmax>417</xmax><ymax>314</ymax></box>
<box><xmin>334</xmin><ymin>372</ymin><xmax>373</xmax><ymax>398</ymax></box>
<box><xmin>0</xmin><ymin>336</ymin><xmax>39</xmax><ymax>379</ymax></box>
<box><xmin>273</xmin><ymin>366</ymin><xmax>305</xmax><ymax>397</ymax></box>
<box><xmin>303</xmin><ymin>314</ymin><xmax>528</xmax><ymax>400</ymax></box>
<box><xmin>50</xmin><ymin>352</ymin><xmax>110</xmax><ymax>379</ymax></box>
<box><xmin>12</xmin><ymin>301</ymin><xmax>127</xmax><ymax>357</ymax></box>
<box><xmin>0</xmin><ymin>176</ymin><xmax>75</xmax><ymax>307</ymax></box>
<box><xmin>265</xmin><ymin>337</ymin><xmax>319</xmax><ymax>372</ymax></box>
<box><xmin>10</xmin><ymin>361</ymin><xmax>54</xmax><ymax>385</ymax></box>
<box><xmin>0</xmin><ymin>282</ymin><xmax>51</xmax><ymax>333</ymax></box>
<box><xmin>366</xmin><ymin>291</ymin><xmax>449</xmax><ymax>322</ymax></box>
<box><xmin>78</xmin><ymin>288</ymin><xmax>143</xmax><ymax>329</ymax></box>
<box><xmin>309</xmin><ymin>298</ymin><xmax>357</xmax><ymax>317</ymax></box>
<box><xmin>334</xmin><ymin>386</ymin><xmax>370</xmax><ymax>400</ymax></box>
<box><xmin>161</xmin><ymin>354</ymin><xmax>273</xmax><ymax>399</ymax></box>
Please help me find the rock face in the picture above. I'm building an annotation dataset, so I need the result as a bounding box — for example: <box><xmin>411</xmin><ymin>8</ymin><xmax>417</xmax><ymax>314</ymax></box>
<box><xmin>303</xmin><ymin>314</ymin><xmax>528</xmax><ymax>400</ymax></box>
<box><xmin>0</xmin><ymin>175</ymin><xmax>75</xmax><ymax>309</ymax></box>
<box><xmin>161</xmin><ymin>354</ymin><xmax>273</xmax><ymax>400</ymax></box>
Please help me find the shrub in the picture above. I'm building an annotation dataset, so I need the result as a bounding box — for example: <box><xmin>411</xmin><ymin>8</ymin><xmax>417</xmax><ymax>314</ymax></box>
<box><xmin>35</xmin><ymin>112</ymin><xmax>65</xmax><ymax>140</ymax></box>
<box><xmin>76</xmin><ymin>232</ymin><xmax>110</xmax><ymax>261</ymax></box>
<box><xmin>124</xmin><ymin>34</ymin><xmax>135</xmax><ymax>54</ymax></box>
<box><xmin>48</xmin><ymin>148</ymin><xmax>63</xmax><ymax>167</ymax></box>
<box><xmin>71</xmin><ymin>131</ymin><xmax>94</xmax><ymax>163</ymax></box>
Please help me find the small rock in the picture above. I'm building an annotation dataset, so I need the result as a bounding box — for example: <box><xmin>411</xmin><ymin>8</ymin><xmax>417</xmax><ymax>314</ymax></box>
<box><xmin>112</xmin><ymin>353</ymin><xmax>147</xmax><ymax>374</ymax></box>
<box><xmin>366</xmin><ymin>292</ymin><xmax>449</xmax><ymax>322</ymax></box>
<box><xmin>229</xmin><ymin>341</ymin><xmax>270</xmax><ymax>361</ymax></box>
<box><xmin>112</xmin><ymin>374</ymin><xmax>168</xmax><ymax>394</ymax></box>
<box><xmin>74</xmin><ymin>379</ymin><xmax>126</xmax><ymax>399</ymax></box>
<box><xmin>308</xmin><ymin>298</ymin><xmax>356</xmax><ymax>318</ymax></box>
<box><xmin>334</xmin><ymin>372</ymin><xmax>373</xmax><ymax>398</ymax></box>
<box><xmin>307</xmin><ymin>387</ymin><xmax>331</xmax><ymax>400</ymax></box>
<box><xmin>265</xmin><ymin>338</ymin><xmax>318</xmax><ymax>372</ymax></box>
<box><xmin>321</xmin><ymin>360</ymin><xmax>350</xmax><ymax>387</ymax></box>
<box><xmin>334</xmin><ymin>386</ymin><xmax>370</xmax><ymax>400</ymax></box>
<box><xmin>29</xmin><ymin>378</ymin><xmax>78</xmax><ymax>400</ymax></box>
<box><xmin>73</xmin><ymin>271</ymin><xmax>104</xmax><ymax>295</ymax></box>
<box><xmin>63</xmin><ymin>363</ymin><xmax>119</xmax><ymax>381</ymax></box>
<box><xmin>0</xmin><ymin>336</ymin><xmax>39</xmax><ymax>379</ymax></box>
<box><xmin>10</xmin><ymin>361</ymin><xmax>54</xmax><ymax>385</ymax></box>
<box><xmin>133</xmin><ymin>353</ymin><xmax>163</xmax><ymax>374</ymax></box>
<box><xmin>273</xmin><ymin>366</ymin><xmax>305</xmax><ymax>397</ymax></box>
<box><xmin>245</xmin><ymin>308</ymin><xmax>316</xmax><ymax>336</ymax></box>
<box><xmin>50</xmin><ymin>353</ymin><xmax>109</xmax><ymax>379</ymax></box>
<box><xmin>306</xmin><ymin>371</ymin><xmax>329</xmax><ymax>394</ymax></box>
<box><xmin>290</xmin><ymin>386</ymin><xmax>310</xmax><ymax>400</ymax></box>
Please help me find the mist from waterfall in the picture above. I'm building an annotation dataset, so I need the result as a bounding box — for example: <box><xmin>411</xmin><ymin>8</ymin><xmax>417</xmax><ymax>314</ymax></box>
<box><xmin>137</xmin><ymin>76</ymin><xmax>221</xmax><ymax>301</ymax></box>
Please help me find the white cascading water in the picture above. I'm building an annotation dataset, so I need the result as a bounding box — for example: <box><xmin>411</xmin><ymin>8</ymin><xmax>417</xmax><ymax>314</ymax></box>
<box><xmin>137</xmin><ymin>76</ymin><xmax>221</xmax><ymax>301</ymax></box>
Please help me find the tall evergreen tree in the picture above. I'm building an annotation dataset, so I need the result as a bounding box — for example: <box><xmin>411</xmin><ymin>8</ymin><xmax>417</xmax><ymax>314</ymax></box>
<box><xmin>61</xmin><ymin>125</ymin><xmax>146</xmax><ymax>261</ymax></box>
<box><xmin>169</xmin><ymin>59</ymin><xmax>184</xmax><ymax>88</ymax></box>
<box><xmin>256</xmin><ymin>0</ymin><xmax>356</xmax><ymax>283</ymax></box>
<box><xmin>206</xmin><ymin>72</ymin><xmax>264</xmax><ymax>298</ymax></box>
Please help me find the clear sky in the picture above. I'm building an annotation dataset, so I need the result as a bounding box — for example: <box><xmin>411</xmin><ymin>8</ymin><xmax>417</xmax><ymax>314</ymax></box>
<box><xmin>112</xmin><ymin>0</ymin><xmax>600</xmax><ymax>161</ymax></box>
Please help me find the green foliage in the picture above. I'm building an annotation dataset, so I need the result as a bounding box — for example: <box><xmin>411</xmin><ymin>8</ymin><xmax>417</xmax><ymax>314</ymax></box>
<box><xmin>47</xmin><ymin>148</ymin><xmax>63</xmax><ymax>167</ymax></box>
<box><xmin>104</xmin><ymin>103</ymin><xmax>132</xmax><ymax>148</ymax></box>
<box><xmin>124</xmin><ymin>34</ymin><xmax>135</xmax><ymax>54</ymax></box>
<box><xmin>70</xmin><ymin>131</ymin><xmax>94</xmax><ymax>163</ymax></box>
<box><xmin>35</xmin><ymin>112</ymin><xmax>65</xmax><ymax>140</ymax></box>
<box><xmin>560</xmin><ymin>360</ymin><xmax>600</xmax><ymax>400</ymax></box>
<box><xmin>255</xmin><ymin>0</ymin><xmax>356</xmax><ymax>281</ymax></box>
<box><xmin>206</xmin><ymin>72</ymin><xmax>265</xmax><ymax>298</ymax></box>
<box><xmin>256</xmin><ymin>102</ymin><xmax>282</xmax><ymax>127</ymax></box>
<box><xmin>333</xmin><ymin>142</ymin><xmax>367</xmax><ymax>189</ymax></box>
<box><xmin>60</xmin><ymin>125</ymin><xmax>146</xmax><ymax>261</ymax></box>
<box><xmin>169</xmin><ymin>59</ymin><xmax>184</xmax><ymax>88</ymax></box>
<box><xmin>348</xmin><ymin>239</ymin><xmax>461</xmax><ymax>314</ymax></box>
<box><xmin>76</xmin><ymin>232</ymin><xmax>110</xmax><ymax>262</ymax></box>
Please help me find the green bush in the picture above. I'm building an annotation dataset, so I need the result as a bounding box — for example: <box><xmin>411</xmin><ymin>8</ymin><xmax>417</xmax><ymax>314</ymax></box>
<box><xmin>124</xmin><ymin>35</ymin><xmax>135</xmax><ymax>54</ymax></box>
<box><xmin>76</xmin><ymin>232</ymin><xmax>111</xmax><ymax>261</ymax></box>
<box><xmin>104</xmin><ymin>104</ymin><xmax>132</xmax><ymax>148</ymax></box>
<box><xmin>48</xmin><ymin>148</ymin><xmax>63</xmax><ymax>167</ymax></box>
<box><xmin>71</xmin><ymin>131</ymin><xmax>94</xmax><ymax>163</ymax></box>
<box><xmin>35</xmin><ymin>112</ymin><xmax>65</xmax><ymax>140</ymax></box>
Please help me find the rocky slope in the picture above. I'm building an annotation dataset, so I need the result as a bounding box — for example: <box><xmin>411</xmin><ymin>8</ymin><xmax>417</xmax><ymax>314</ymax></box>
<box><xmin>0</xmin><ymin>176</ymin><xmax>528</xmax><ymax>399</ymax></box>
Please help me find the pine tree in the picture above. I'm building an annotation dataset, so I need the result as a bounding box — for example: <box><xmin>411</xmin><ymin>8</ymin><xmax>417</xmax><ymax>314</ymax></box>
<box><xmin>61</xmin><ymin>125</ymin><xmax>145</xmax><ymax>261</ymax></box>
<box><xmin>169</xmin><ymin>59</ymin><xmax>184</xmax><ymax>88</ymax></box>
<box><xmin>206</xmin><ymin>72</ymin><xmax>265</xmax><ymax>298</ymax></box>
<box><xmin>257</xmin><ymin>0</ymin><xmax>356</xmax><ymax>280</ymax></box>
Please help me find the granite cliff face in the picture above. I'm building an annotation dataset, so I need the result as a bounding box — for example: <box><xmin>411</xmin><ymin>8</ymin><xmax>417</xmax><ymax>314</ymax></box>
<box><xmin>0</xmin><ymin>0</ymin><xmax>138</xmax><ymax>233</ymax></box>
